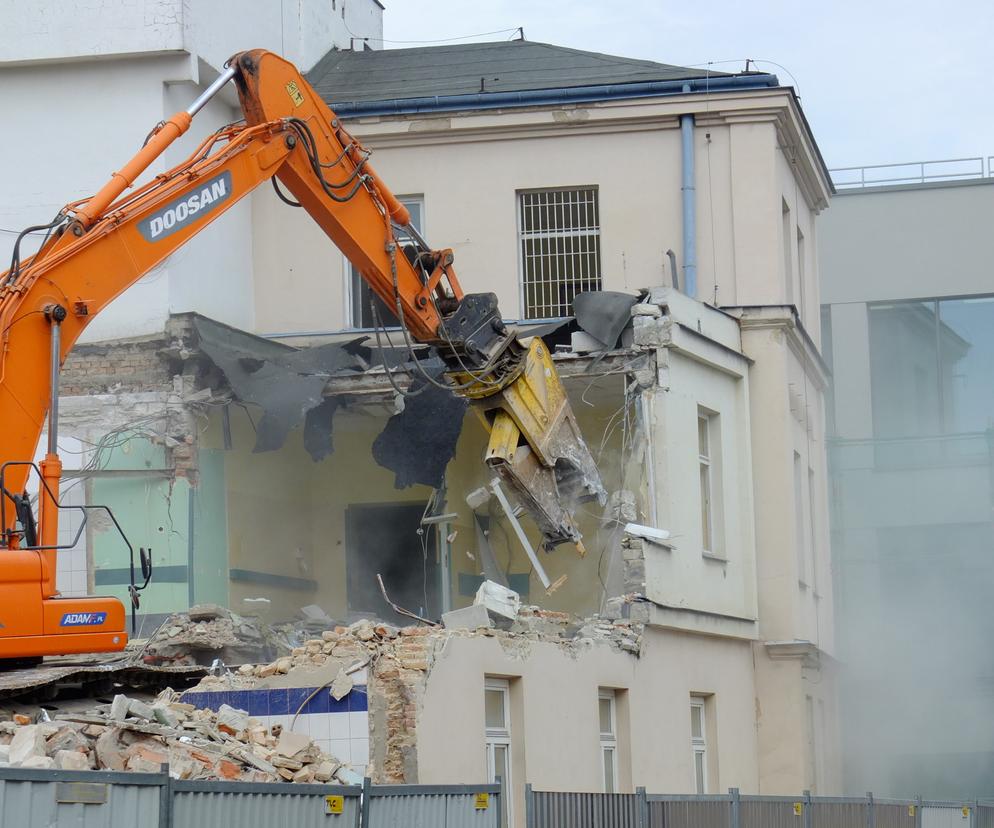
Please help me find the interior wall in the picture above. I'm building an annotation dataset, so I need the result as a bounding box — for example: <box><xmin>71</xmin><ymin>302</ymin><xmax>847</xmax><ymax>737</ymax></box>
<box><xmin>205</xmin><ymin>371</ymin><xmax>630</xmax><ymax>624</ymax></box>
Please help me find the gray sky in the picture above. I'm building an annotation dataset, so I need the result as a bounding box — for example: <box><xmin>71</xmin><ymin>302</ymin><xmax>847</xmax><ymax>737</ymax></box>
<box><xmin>382</xmin><ymin>0</ymin><xmax>993</xmax><ymax>172</ymax></box>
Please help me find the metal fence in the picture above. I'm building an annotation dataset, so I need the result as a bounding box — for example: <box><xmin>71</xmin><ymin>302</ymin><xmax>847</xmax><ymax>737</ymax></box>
<box><xmin>365</xmin><ymin>782</ymin><xmax>502</xmax><ymax>828</ymax></box>
<box><xmin>830</xmin><ymin>156</ymin><xmax>994</xmax><ymax>189</ymax></box>
<box><xmin>0</xmin><ymin>767</ymin><xmax>499</xmax><ymax>828</ymax></box>
<box><xmin>527</xmin><ymin>786</ymin><xmax>648</xmax><ymax>828</ymax></box>
<box><xmin>528</xmin><ymin>787</ymin><xmax>994</xmax><ymax>828</ymax></box>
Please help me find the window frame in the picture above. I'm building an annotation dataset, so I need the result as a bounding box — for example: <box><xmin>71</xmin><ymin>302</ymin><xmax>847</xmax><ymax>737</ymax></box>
<box><xmin>690</xmin><ymin>697</ymin><xmax>708</xmax><ymax>794</ymax></box>
<box><xmin>598</xmin><ymin>689</ymin><xmax>618</xmax><ymax>793</ymax></box>
<box><xmin>346</xmin><ymin>194</ymin><xmax>425</xmax><ymax>330</ymax></box>
<box><xmin>484</xmin><ymin>678</ymin><xmax>512</xmax><ymax>822</ymax></box>
<box><xmin>697</xmin><ymin>406</ymin><xmax>723</xmax><ymax>558</ymax></box>
<box><xmin>517</xmin><ymin>186</ymin><xmax>602</xmax><ymax>320</ymax></box>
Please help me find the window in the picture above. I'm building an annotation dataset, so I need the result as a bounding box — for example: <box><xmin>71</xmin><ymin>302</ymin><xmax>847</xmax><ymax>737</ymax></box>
<box><xmin>690</xmin><ymin>698</ymin><xmax>708</xmax><ymax>794</ymax></box>
<box><xmin>349</xmin><ymin>196</ymin><xmax>424</xmax><ymax>328</ymax></box>
<box><xmin>868</xmin><ymin>296</ymin><xmax>994</xmax><ymax>440</ymax></box>
<box><xmin>519</xmin><ymin>187</ymin><xmax>601</xmax><ymax>319</ymax></box>
<box><xmin>796</xmin><ymin>226</ymin><xmax>806</xmax><ymax>319</ymax></box>
<box><xmin>782</xmin><ymin>198</ymin><xmax>793</xmax><ymax>302</ymax></box>
<box><xmin>485</xmin><ymin>678</ymin><xmax>512</xmax><ymax>822</ymax></box>
<box><xmin>794</xmin><ymin>451</ymin><xmax>807</xmax><ymax>586</ymax></box>
<box><xmin>808</xmin><ymin>466</ymin><xmax>818</xmax><ymax>592</ymax></box>
<box><xmin>698</xmin><ymin>407</ymin><xmax>722</xmax><ymax>556</ymax></box>
<box><xmin>599</xmin><ymin>690</ymin><xmax>618</xmax><ymax>793</ymax></box>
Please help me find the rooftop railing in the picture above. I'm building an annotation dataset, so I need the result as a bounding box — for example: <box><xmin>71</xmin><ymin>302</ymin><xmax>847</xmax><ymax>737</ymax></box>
<box><xmin>830</xmin><ymin>155</ymin><xmax>994</xmax><ymax>189</ymax></box>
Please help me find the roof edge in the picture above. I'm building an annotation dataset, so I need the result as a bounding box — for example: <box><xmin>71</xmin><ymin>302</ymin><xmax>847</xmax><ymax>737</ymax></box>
<box><xmin>327</xmin><ymin>73</ymin><xmax>780</xmax><ymax>118</ymax></box>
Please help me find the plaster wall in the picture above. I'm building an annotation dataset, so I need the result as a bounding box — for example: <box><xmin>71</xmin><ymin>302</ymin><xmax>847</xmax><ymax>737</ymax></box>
<box><xmin>251</xmin><ymin>89</ymin><xmax>828</xmax><ymax>336</ymax></box>
<box><xmin>416</xmin><ymin>628</ymin><xmax>760</xmax><ymax>820</ymax></box>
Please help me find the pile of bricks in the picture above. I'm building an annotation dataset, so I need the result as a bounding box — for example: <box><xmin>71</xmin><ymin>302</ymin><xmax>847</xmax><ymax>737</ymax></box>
<box><xmin>0</xmin><ymin>690</ymin><xmax>348</xmax><ymax>783</ymax></box>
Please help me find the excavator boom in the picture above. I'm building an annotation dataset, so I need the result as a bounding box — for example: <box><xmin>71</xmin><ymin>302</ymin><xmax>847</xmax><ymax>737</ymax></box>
<box><xmin>0</xmin><ymin>49</ymin><xmax>604</xmax><ymax>660</ymax></box>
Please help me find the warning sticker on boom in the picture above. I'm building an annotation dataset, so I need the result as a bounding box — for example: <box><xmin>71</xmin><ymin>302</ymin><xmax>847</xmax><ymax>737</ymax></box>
<box><xmin>286</xmin><ymin>81</ymin><xmax>305</xmax><ymax>107</ymax></box>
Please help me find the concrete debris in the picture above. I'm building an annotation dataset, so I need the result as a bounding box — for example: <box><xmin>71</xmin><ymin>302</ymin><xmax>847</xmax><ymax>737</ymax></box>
<box><xmin>0</xmin><ymin>690</ymin><xmax>349</xmax><ymax>784</ymax></box>
<box><xmin>442</xmin><ymin>604</ymin><xmax>493</xmax><ymax>631</ymax></box>
<box><xmin>188</xmin><ymin>603</ymin><xmax>230</xmax><ymax>622</ymax></box>
<box><xmin>330</xmin><ymin>669</ymin><xmax>353</xmax><ymax>701</ymax></box>
<box><xmin>474</xmin><ymin>580</ymin><xmax>521</xmax><ymax>628</ymax></box>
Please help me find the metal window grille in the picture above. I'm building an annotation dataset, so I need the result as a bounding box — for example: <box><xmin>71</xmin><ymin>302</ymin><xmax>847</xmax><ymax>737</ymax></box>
<box><xmin>519</xmin><ymin>188</ymin><xmax>601</xmax><ymax>319</ymax></box>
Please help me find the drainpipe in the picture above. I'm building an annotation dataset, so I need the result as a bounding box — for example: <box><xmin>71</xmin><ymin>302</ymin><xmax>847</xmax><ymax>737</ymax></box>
<box><xmin>680</xmin><ymin>104</ymin><xmax>697</xmax><ymax>299</ymax></box>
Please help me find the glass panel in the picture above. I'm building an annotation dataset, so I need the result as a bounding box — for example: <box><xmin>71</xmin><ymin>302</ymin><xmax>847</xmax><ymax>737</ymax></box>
<box><xmin>485</xmin><ymin>688</ymin><xmax>506</xmax><ymax>730</ymax></box>
<box><xmin>599</xmin><ymin>696</ymin><xmax>613</xmax><ymax>735</ymax></box>
<box><xmin>493</xmin><ymin>744</ymin><xmax>508</xmax><ymax>786</ymax></box>
<box><xmin>352</xmin><ymin>197</ymin><xmax>422</xmax><ymax>328</ymax></box>
<box><xmin>699</xmin><ymin>464</ymin><xmax>711</xmax><ymax>551</ymax></box>
<box><xmin>694</xmin><ymin>750</ymin><xmax>706</xmax><ymax>793</ymax></box>
<box><xmin>937</xmin><ymin>297</ymin><xmax>994</xmax><ymax>433</ymax></box>
<box><xmin>868</xmin><ymin>302</ymin><xmax>941</xmax><ymax>437</ymax></box>
<box><xmin>690</xmin><ymin>704</ymin><xmax>703</xmax><ymax>739</ymax></box>
<box><xmin>698</xmin><ymin>416</ymin><xmax>709</xmax><ymax>457</ymax></box>
<box><xmin>493</xmin><ymin>744</ymin><xmax>510</xmax><ymax>828</ymax></box>
<box><xmin>603</xmin><ymin>747</ymin><xmax>615</xmax><ymax>793</ymax></box>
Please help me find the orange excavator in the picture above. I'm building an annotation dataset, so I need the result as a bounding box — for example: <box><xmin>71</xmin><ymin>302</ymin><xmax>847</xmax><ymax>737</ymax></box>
<box><xmin>0</xmin><ymin>50</ymin><xmax>604</xmax><ymax>662</ymax></box>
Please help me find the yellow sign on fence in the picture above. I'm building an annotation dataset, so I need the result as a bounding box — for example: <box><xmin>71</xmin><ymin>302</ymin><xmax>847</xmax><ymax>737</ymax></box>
<box><xmin>475</xmin><ymin>793</ymin><xmax>490</xmax><ymax>810</ymax></box>
<box><xmin>908</xmin><ymin>805</ymin><xmax>917</xmax><ymax>816</ymax></box>
<box><xmin>793</xmin><ymin>802</ymin><xmax>803</xmax><ymax>816</ymax></box>
<box><xmin>325</xmin><ymin>795</ymin><xmax>344</xmax><ymax>815</ymax></box>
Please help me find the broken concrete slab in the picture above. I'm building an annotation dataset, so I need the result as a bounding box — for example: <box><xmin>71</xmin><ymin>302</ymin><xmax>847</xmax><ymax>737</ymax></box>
<box><xmin>442</xmin><ymin>604</ymin><xmax>494</xmax><ymax>631</ymax></box>
<box><xmin>188</xmin><ymin>603</ymin><xmax>229</xmax><ymax>622</ymax></box>
<box><xmin>216</xmin><ymin>704</ymin><xmax>249</xmax><ymax>736</ymax></box>
<box><xmin>109</xmin><ymin>694</ymin><xmax>131</xmax><ymax>721</ymax></box>
<box><xmin>9</xmin><ymin>726</ymin><xmax>46</xmax><ymax>765</ymax></box>
<box><xmin>276</xmin><ymin>730</ymin><xmax>310</xmax><ymax>759</ymax></box>
<box><xmin>55</xmin><ymin>750</ymin><xmax>91</xmax><ymax>770</ymax></box>
<box><xmin>20</xmin><ymin>755</ymin><xmax>55</xmax><ymax>770</ymax></box>
<box><xmin>330</xmin><ymin>670</ymin><xmax>353</xmax><ymax>702</ymax></box>
<box><xmin>128</xmin><ymin>699</ymin><xmax>156</xmax><ymax>721</ymax></box>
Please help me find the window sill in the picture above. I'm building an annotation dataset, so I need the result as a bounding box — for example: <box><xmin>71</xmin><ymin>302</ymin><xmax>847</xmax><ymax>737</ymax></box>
<box><xmin>702</xmin><ymin>551</ymin><xmax>728</xmax><ymax>563</ymax></box>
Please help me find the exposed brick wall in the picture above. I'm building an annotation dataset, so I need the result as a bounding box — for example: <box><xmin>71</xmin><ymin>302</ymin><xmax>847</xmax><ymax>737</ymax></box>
<box><xmin>61</xmin><ymin>335</ymin><xmax>174</xmax><ymax>396</ymax></box>
<box><xmin>367</xmin><ymin>627</ymin><xmax>432</xmax><ymax>783</ymax></box>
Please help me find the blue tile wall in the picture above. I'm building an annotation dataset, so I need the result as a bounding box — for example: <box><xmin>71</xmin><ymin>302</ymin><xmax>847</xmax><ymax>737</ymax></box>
<box><xmin>181</xmin><ymin>685</ymin><xmax>368</xmax><ymax>715</ymax></box>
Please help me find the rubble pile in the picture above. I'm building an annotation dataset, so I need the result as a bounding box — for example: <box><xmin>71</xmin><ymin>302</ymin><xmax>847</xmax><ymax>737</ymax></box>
<box><xmin>142</xmin><ymin>604</ymin><xmax>277</xmax><ymax>667</ymax></box>
<box><xmin>0</xmin><ymin>691</ymin><xmax>350</xmax><ymax>783</ymax></box>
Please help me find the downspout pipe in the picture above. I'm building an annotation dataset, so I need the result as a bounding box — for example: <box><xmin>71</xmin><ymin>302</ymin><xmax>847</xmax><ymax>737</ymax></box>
<box><xmin>680</xmin><ymin>108</ymin><xmax>697</xmax><ymax>299</ymax></box>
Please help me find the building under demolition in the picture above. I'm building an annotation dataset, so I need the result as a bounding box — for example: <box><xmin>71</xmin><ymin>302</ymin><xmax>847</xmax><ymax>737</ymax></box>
<box><xmin>1</xmin><ymin>3</ymin><xmax>838</xmax><ymax>818</ymax></box>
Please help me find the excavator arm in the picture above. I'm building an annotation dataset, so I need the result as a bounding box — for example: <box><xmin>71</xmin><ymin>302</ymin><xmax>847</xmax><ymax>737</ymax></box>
<box><xmin>0</xmin><ymin>51</ymin><xmax>604</xmax><ymax>655</ymax></box>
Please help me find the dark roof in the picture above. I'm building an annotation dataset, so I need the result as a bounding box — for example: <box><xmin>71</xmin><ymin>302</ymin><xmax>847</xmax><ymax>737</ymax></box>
<box><xmin>307</xmin><ymin>39</ymin><xmax>736</xmax><ymax>106</ymax></box>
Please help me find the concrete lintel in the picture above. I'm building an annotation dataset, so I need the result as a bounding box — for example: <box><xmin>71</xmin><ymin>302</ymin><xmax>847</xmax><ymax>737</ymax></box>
<box><xmin>764</xmin><ymin>639</ymin><xmax>823</xmax><ymax>669</ymax></box>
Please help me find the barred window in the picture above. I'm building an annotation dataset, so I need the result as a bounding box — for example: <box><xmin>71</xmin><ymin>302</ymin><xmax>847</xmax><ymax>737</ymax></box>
<box><xmin>519</xmin><ymin>188</ymin><xmax>601</xmax><ymax>319</ymax></box>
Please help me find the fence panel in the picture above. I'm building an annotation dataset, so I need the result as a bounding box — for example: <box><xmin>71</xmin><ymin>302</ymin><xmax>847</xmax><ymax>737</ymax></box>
<box><xmin>810</xmin><ymin>800</ymin><xmax>866</xmax><ymax>828</ymax></box>
<box><xmin>922</xmin><ymin>805</ymin><xmax>970</xmax><ymax>827</ymax></box>
<box><xmin>649</xmin><ymin>798</ymin><xmax>729</xmax><ymax>828</ymax></box>
<box><xmin>975</xmin><ymin>805</ymin><xmax>994</xmax><ymax>828</ymax></box>
<box><xmin>0</xmin><ymin>768</ymin><xmax>163</xmax><ymax>828</ymax></box>
<box><xmin>366</xmin><ymin>783</ymin><xmax>501</xmax><ymax>828</ymax></box>
<box><xmin>739</xmin><ymin>797</ymin><xmax>803</xmax><ymax>828</ymax></box>
<box><xmin>172</xmin><ymin>780</ymin><xmax>361</xmax><ymax>828</ymax></box>
<box><xmin>874</xmin><ymin>802</ymin><xmax>918</xmax><ymax>828</ymax></box>
<box><xmin>529</xmin><ymin>790</ymin><xmax>642</xmax><ymax>828</ymax></box>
